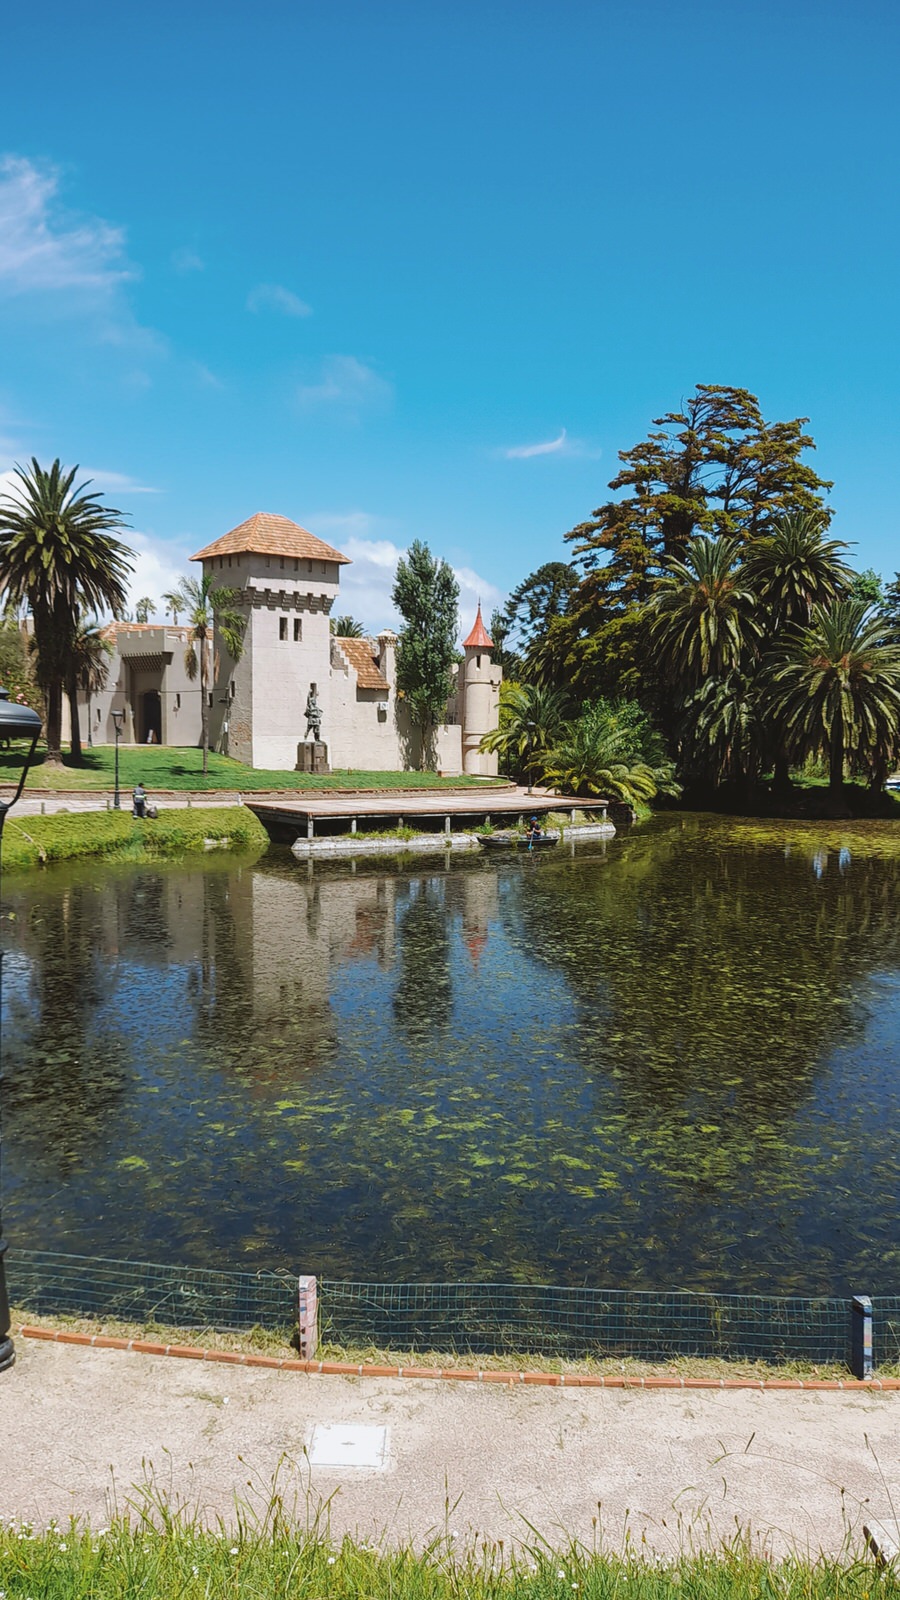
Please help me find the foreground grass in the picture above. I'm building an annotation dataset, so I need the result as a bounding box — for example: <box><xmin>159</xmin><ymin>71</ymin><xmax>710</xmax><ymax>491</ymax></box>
<box><xmin>0</xmin><ymin>746</ymin><xmax>507</xmax><ymax>793</ymax></box>
<box><xmin>0</xmin><ymin>1512</ymin><xmax>889</xmax><ymax>1598</ymax></box>
<box><xmin>0</xmin><ymin>806</ymin><xmax>268</xmax><ymax>869</ymax></box>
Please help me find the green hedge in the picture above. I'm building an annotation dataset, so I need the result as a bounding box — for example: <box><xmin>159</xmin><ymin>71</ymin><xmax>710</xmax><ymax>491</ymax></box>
<box><xmin>1</xmin><ymin>806</ymin><xmax>269</xmax><ymax>870</ymax></box>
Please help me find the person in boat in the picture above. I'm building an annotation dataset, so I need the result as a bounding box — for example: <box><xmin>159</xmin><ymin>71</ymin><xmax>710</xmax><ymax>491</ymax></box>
<box><xmin>525</xmin><ymin>814</ymin><xmax>542</xmax><ymax>842</ymax></box>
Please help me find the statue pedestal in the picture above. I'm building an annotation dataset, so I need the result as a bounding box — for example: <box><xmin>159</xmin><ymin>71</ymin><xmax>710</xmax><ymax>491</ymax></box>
<box><xmin>295</xmin><ymin>740</ymin><xmax>330</xmax><ymax>775</ymax></box>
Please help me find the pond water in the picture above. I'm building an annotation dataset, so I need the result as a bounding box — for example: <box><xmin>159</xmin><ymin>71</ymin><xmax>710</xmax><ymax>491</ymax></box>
<box><xmin>3</xmin><ymin>814</ymin><xmax>900</xmax><ymax>1296</ymax></box>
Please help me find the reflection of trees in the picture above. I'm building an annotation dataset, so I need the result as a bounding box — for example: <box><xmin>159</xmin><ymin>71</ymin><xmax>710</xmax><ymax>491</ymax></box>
<box><xmin>393</xmin><ymin>876</ymin><xmax>452</xmax><ymax>1041</ymax></box>
<box><xmin>512</xmin><ymin>818</ymin><xmax>900</xmax><ymax>1195</ymax></box>
<box><xmin>5</xmin><ymin>879</ymin><xmax>128</xmax><ymax>1176</ymax></box>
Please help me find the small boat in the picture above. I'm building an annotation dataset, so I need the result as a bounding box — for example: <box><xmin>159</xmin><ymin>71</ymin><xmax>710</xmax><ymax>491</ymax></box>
<box><xmin>477</xmin><ymin>831</ymin><xmax>560</xmax><ymax>851</ymax></box>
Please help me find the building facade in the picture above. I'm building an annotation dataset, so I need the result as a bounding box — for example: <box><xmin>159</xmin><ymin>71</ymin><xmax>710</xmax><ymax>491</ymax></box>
<box><xmin>80</xmin><ymin>511</ymin><xmax>501</xmax><ymax>774</ymax></box>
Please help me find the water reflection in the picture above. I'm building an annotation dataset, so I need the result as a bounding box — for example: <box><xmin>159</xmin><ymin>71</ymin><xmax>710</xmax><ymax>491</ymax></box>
<box><xmin>3</xmin><ymin>817</ymin><xmax>900</xmax><ymax>1295</ymax></box>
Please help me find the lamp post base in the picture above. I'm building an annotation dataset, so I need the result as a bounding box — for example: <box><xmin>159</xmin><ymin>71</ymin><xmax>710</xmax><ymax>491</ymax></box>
<box><xmin>0</xmin><ymin>1336</ymin><xmax>13</xmax><ymax>1373</ymax></box>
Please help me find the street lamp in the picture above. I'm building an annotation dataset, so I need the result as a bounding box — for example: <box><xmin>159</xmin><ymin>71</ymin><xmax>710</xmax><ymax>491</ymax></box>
<box><xmin>0</xmin><ymin>687</ymin><xmax>43</xmax><ymax>1373</ymax></box>
<box><xmin>111</xmin><ymin>708</ymin><xmax>124</xmax><ymax>810</ymax></box>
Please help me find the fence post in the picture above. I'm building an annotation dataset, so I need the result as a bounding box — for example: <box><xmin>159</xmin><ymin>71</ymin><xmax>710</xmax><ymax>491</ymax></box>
<box><xmin>850</xmin><ymin>1294</ymin><xmax>873</xmax><ymax>1379</ymax></box>
<box><xmin>298</xmin><ymin>1275</ymin><xmax>319</xmax><ymax>1359</ymax></box>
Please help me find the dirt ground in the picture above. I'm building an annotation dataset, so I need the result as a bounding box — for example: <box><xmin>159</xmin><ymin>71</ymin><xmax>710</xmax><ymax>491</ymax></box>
<box><xmin>2</xmin><ymin>1339</ymin><xmax>898</xmax><ymax>1560</ymax></box>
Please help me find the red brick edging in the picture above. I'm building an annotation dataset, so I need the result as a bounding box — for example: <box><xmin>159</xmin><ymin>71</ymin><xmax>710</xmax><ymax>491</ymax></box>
<box><xmin>17</xmin><ymin>1326</ymin><xmax>900</xmax><ymax>1391</ymax></box>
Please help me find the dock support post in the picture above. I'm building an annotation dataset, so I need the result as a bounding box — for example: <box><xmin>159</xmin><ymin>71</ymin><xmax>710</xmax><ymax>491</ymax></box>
<box><xmin>850</xmin><ymin>1294</ymin><xmax>873</xmax><ymax>1379</ymax></box>
<box><xmin>298</xmin><ymin>1275</ymin><xmax>319</xmax><ymax>1359</ymax></box>
<box><xmin>307</xmin><ymin>816</ymin><xmax>314</xmax><ymax>840</ymax></box>
<box><xmin>351</xmin><ymin>817</ymin><xmax>357</xmax><ymax>834</ymax></box>
<box><xmin>444</xmin><ymin>816</ymin><xmax>451</xmax><ymax>834</ymax></box>
<box><xmin>571</xmin><ymin>807</ymin><xmax>577</xmax><ymax>823</ymax></box>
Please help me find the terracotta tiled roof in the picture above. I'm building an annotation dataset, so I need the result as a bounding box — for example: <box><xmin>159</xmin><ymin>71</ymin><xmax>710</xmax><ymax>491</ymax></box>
<box><xmin>462</xmin><ymin>603</ymin><xmax>493</xmax><ymax>650</ymax></box>
<box><xmin>335</xmin><ymin>636</ymin><xmax>390</xmax><ymax>691</ymax></box>
<box><xmin>190</xmin><ymin>512</ymin><xmax>351</xmax><ymax>565</ymax></box>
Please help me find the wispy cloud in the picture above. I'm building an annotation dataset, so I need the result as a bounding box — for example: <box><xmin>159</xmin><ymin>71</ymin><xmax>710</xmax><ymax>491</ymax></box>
<box><xmin>0</xmin><ymin>155</ymin><xmax>133</xmax><ymax>296</ymax></box>
<box><xmin>312</xmin><ymin>513</ymin><xmax>504</xmax><ymax>637</ymax></box>
<box><xmin>123</xmin><ymin>531</ymin><xmax>192</xmax><ymax>618</ymax></box>
<box><xmin>296</xmin><ymin>355</ymin><xmax>392</xmax><ymax>411</ymax></box>
<box><xmin>172</xmin><ymin>246</ymin><xmax>204</xmax><ymax>274</ymax></box>
<box><xmin>500</xmin><ymin>427</ymin><xmax>600</xmax><ymax>461</ymax></box>
<box><xmin>82</xmin><ymin>467</ymin><xmax>161</xmax><ymax>496</ymax></box>
<box><xmin>247</xmin><ymin>282</ymin><xmax>311</xmax><ymax>317</ymax></box>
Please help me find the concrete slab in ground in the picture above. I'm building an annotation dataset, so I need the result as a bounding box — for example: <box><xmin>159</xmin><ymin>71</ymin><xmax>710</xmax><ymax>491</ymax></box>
<box><xmin>2</xmin><ymin>1341</ymin><xmax>898</xmax><ymax>1560</ymax></box>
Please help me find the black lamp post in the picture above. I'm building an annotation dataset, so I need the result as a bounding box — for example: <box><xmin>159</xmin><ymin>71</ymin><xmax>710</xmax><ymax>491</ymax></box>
<box><xmin>112</xmin><ymin>708</ymin><xmax>124</xmax><ymax>810</ymax></box>
<box><xmin>0</xmin><ymin>687</ymin><xmax>43</xmax><ymax>1373</ymax></box>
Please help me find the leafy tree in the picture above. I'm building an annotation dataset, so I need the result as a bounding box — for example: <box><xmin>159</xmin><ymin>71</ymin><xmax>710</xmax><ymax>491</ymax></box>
<box><xmin>543</xmin><ymin>699</ymin><xmax>680</xmax><ymax>805</ymax></box>
<box><xmin>0</xmin><ymin>614</ymin><xmax>39</xmax><ymax>713</ymax></box>
<box><xmin>164</xmin><ymin>574</ymin><xmax>246</xmax><ymax>774</ymax></box>
<box><xmin>850</xmin><ymin>568</ymin><xmax>885</xmax><ymax>608</ymax></box>
<box><xmin>646</xmin><ymin>535</ymin><xmax>760</xmax><ymax>689</ymax></box>
<box><xmin>884</xmin><ymin>572</ymin><xmax>900</xmax><ymax>629</ymax></box>
<box><xmin>330</xmin><ymin>615</ymin><xmax>365</xmax><ymax>637</ymax></box>
<box><xmin>488</xmin><ymin>608</ymin><xmax>521</xmax><ymax>676</ymax></box>
<box><xmin>479</xmin><ymin>682</ymin><xmax>569</xmax><ymax>787</ymax></box>
<box><xmin>392</xmin><ymin>540</ymin><xmax>459</xmax><ymax>767</ymax></box>
<box><xmin>0</xmin><ymin>459</ymin><xmax>132</xmax><ymax>760</ymax></box>
<box><xmin>503</xmin><ymin>562</ymin><xmax>578</xmax><ymax>653</ymax></box>
<box><xmin>67</xmin><ymin>618</ymin><xmax>113</xmax><ymax>758</ymax></box>
<box><xmin>767</xmin><ymin>600</ymin><xmax>900</xmax><ymax>796</ymax></box>
<box><xmin>135</xmin><ymin>596</ymin><xmax>154</xmax><ymax>624</ymax></box>
<box><xmin>562</xmin><ymin>385</ymin><xmax>832</xmax><ymax>700</ymax></box>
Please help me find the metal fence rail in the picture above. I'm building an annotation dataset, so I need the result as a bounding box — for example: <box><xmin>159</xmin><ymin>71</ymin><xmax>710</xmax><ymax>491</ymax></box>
<box><xmin>7</xmin><ymin>1250</ymin><xmax>297</xmax><ymax>1332</ymax></box>
<box><xmin>7</xmin><ymin>1250</ymin><xmax>899</xmax><ymax>1371</ymax></box>
<box><xmin>318</xmin><ymin>1279</ymin><xmax>853</xmax><ymax>1365</ymax></box>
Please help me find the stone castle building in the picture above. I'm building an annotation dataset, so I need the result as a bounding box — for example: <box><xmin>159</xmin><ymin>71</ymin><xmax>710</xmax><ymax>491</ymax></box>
<box><xmin>81</xmin><ymin>512</ymin><xmax>501</xmax><ymax>775</ymax></box>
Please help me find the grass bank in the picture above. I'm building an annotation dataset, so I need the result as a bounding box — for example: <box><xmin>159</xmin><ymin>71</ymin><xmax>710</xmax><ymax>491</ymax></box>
<box><xmin>0</xmin><ymin>1512</ymin><xmax>885</xmax><ymax>1598</ymax></box>
<box><xmin>0</xmin><ymin>806</ymin><xmax>268</xmax><ymax>870</ymax></box>
<box><xmin>0</xmin><ymin>746</ymin><xmax>508</xmax><ymax>793</ymax></box>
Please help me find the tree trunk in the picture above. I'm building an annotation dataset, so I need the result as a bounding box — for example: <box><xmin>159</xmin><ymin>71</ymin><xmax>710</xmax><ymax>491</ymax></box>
<box><xmin>45</xmin><ymin>679</ymin><xmax>63</xmax><ymax>763</ymax></box>
<box><xmin>829</xmin><ymin>707</ymin><xmax>844</xmax><ymax>796</ymax></box>
<box><xmin>772</xmin><ymin>747</ymin><xmax>792</xmax><ymax>791</ymax></box>
<box><xmin>67</xmin><ymin>673</ymin><xmax>82</xmax><ymax>763</ymax></box>
<box><xmin>200</xmin><ymin>633</ymin><xmax>209</xmax><ymax>776</ymax></box>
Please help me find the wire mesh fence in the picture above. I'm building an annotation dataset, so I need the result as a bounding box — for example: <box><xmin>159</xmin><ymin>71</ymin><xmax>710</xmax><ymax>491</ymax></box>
<box><xmin>318</xmin><ymin>1279</ymin><xmax>853</xmax><ymax>1365</ymax></box>
<box><xmin>7</xmin><ymin>1250</ymin><xmax>297</xmax><ymax>1333</ymax></box>
<box><xmin>7</xmin><ymin>1250</ymin><xmax>898</xmax><ymax>1370</ymax></box>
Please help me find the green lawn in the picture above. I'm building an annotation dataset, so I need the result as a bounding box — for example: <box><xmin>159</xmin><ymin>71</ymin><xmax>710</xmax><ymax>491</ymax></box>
<box><xmin>0</xmin><ymin>746</ymin><xmax>507</xmax><ymax>793</ymax></box>
<box><xmin>1</xmin><ymin>806</ymin><xmax>268</xmax><ymax>870</ymax></box>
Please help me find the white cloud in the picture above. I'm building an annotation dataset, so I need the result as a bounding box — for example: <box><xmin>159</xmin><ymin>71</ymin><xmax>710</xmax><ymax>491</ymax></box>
<box><xmin>296</xmin><ymin>355</ymin><xmax>392</xmax><ymax>411</ymax></box>
<box><xmin>82</xmin><ymin>467</ymin><xmax>160</xmax><ymax>496</ymax></box>
<box><xmin>247</xmin><ymin>282</ymin><xmax>311</xmax><ymax>317</ymax></box>
<box><xmin>0</xmin><ymin>155</ymin><xmax>132</xmax><ymax>296</ymax></box>
<box><xmin>501</xmin><ymin>427</ymin><xmax>600</xmax><ymax>461</ymax></box>
<box><xmin>313</xmin><ymin>515</ymin><xmax>504</xmax><ymax>638</ymax></box>
<box><xmin>172</xmin><ymin>247</ymin><xmax>204</xmax><ymax>273</ymax></box>
<box><xmin>122</xmin><ymin>531</ymin><xmax>192</xmax><ymax>619</ymax></box>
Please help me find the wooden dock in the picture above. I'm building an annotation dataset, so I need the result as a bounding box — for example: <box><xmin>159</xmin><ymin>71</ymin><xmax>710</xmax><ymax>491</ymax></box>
<box><xmin>246</xmin><ymin>789</ymin><xmax>610</xmax><ymax>842</ymax></box>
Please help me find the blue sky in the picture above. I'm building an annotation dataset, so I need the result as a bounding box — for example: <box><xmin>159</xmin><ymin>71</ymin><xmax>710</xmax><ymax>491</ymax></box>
<box><xmin>1</xmin><ymin>0</ymin><xmax>898</xmax><ymax>631</ymax></box>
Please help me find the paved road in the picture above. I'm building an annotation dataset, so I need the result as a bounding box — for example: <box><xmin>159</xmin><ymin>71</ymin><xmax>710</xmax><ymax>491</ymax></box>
<box><xmin>3</xmin><ymin>1340</ymin><xmax>897</xmax><ymax>1558</ymax></box>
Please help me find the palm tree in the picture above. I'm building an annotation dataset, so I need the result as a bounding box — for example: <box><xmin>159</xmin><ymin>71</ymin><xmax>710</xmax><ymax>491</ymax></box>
<box><xmin>162</xmin><ymin>591</ymin><xmax>182</xmax><ymax>626</ymax></box>
<box><xmin>743</xmin><ymin>513</ymin><xmax>853</xmax><ymax>631</ymax></box>
<box><xmin>0</xmin><ymin>459</ymin><xmax>131</xmax><ymax>760</ymax></box>
<box><xmin>330</xmin><ymin>615</ymin><xmax>365</xmax><ymax>637</ymax></box>
<box><xmin>135</xmin><ymin>596</ymin><xmax>154</xmax><ymax>624</ymax></box>
<box><xmin>678</xmin><ymin>668</ymin><xmax>767</xmax><ymax>789</ymax></box>
<box><xmin>646</xmin><ymin>535</ymin><xmax>760</xmax><ymax>689</ymax></box>
<box><xmin>767</xmin><ymin>600</ymin><xmax>900</xmax><ymax>797</ymax></box>
<box><xmin>164</xmin><ymin>574</ymin><xmax>245</xmax><ymax>774</ymax></box>
<box><xmin>543</xmin><ymin>699</ymin><xmax>680</xmax><ymax>806</ymax></box>
<box><xmin>479</xmin><ymin>682</ymin><xmax>569</xmax><ymax>788</ymax></box>
<box><xmin>67</xmin><ymin>617</ymin><xmax>113</xmax><ymax>758</ymax></box>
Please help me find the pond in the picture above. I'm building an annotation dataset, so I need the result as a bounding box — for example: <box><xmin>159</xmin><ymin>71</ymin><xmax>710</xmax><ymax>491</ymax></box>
<box><xmin>3</xmin><ymin>813</ymin><xmax>900</xmax><ymax>1297</ymax></box>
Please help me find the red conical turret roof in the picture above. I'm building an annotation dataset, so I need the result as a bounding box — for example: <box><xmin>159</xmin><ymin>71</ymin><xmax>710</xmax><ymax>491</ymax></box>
<box><xmin>462</xmin><ymin>603</ymin><xmax>493</xmax><ymax>650</ymax></box>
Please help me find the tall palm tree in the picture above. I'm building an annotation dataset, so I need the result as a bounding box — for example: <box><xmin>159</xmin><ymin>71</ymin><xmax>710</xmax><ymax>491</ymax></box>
<box><xmin>164</xmin><ymin>574</ymin><xmax>245</xmax><ymax>774</ymax></box>
<box><xmin>0</xmin><ymin>459</ymin><xmax>132</xmax><ymax>760</ymax></box>
<box><xmin>479</xmin><ymin>682</ymin><xmax>569</xmax><ymax>788</ymax></box>
<box><xmin>135</xmin><ymin>596</ymin><xmax>154</xmax><ymax>624</ymax></box>
<box><xmin>767</xmin><ymin>600</ymin><xmax>900</xmax><ymax>796</ymax></box>
<box><xmin>646</xmin><ymin>534</ymin><xmax>760</xmax><ymax>689</ymax></box>
<box><xmin>162</xmin><ymin>591</ymin><xmax>182</xmax><ymax>626</ymax></box>
<box><xmin>743</xmin><ymin>512</ymin><xmax>853</xmax><ymax>632</ymax></box>
<box><xmin>67</xmin><ymin>618</ymin><xmax>113</xmax><ymax>757</ymax></box>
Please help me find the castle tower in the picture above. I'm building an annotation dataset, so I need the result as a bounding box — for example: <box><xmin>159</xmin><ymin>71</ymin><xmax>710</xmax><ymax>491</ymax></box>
<box><xmin>460</xmin><ymin>604</ymin><xmax>501</xmax><ymax>776</ymax></box>
<box><xmin>190</xmin><ymin>512</ymin><xmax>350</xmax><ymax>769</ymax></box>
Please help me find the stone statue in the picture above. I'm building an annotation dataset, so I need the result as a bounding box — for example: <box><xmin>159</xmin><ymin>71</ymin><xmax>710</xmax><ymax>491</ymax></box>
<box><xmin>304</xmin><ymin>683</ymin><xmax>322</xmax><ymax>742</ymax></box>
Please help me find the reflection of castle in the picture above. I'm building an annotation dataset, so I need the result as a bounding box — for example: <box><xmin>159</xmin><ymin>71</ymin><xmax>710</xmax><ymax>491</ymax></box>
<box><xmin>80</xmin><ymin>513</ymin><xmax>502</xmax><ymax>773</ymax></box>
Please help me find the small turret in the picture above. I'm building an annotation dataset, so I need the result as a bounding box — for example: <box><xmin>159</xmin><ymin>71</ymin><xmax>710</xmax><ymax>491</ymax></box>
<box><xmin>460</xmin><ymin>604</ymin><xmax>501</xmax><ymax>775</ymax></box>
